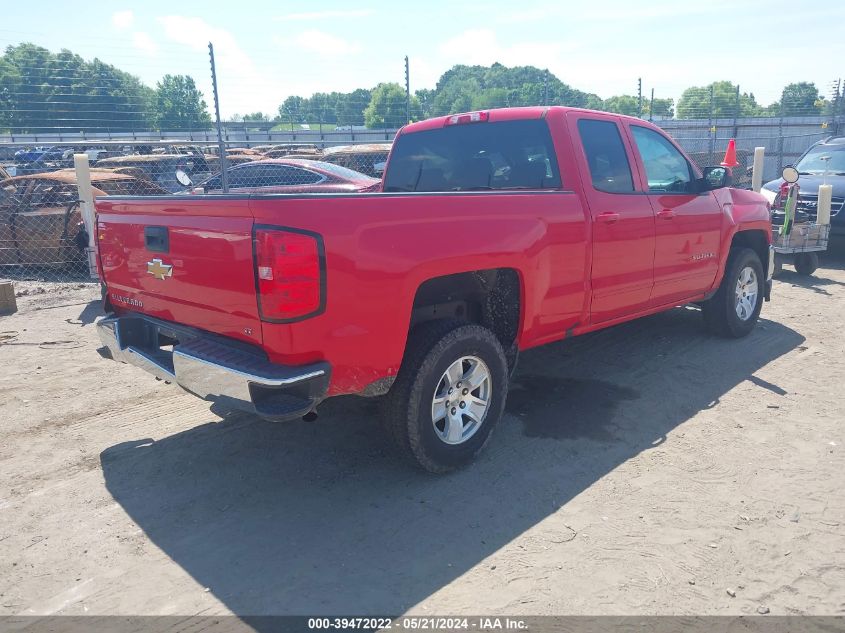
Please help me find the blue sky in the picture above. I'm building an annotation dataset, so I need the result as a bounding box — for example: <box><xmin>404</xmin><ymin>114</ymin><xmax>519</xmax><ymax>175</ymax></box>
<box><xmin>3</xmin><ymin>0</ymin><xmax>844</xmax><ymax>118</ymax></box>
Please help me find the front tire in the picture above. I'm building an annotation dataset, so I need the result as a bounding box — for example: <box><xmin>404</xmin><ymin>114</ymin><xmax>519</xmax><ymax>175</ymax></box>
<box><xmin>702</xmin><ymin>247</ymin><xmax>764</xmax><ymax>338</ymax></box>
<box><xmin>383</xmin><ymin>320</ymin><xmax>509</xmax><ymax>473</ymax></box>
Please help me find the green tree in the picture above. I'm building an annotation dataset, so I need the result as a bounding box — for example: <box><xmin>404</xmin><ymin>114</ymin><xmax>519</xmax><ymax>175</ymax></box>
<box><xmin>415</xmin><ymin>88</ymin><xmax>436</xmax><ymax>118</ymax></box>
<box><xmin>649</xmin><ymin>97</ymin><xmax>675</xmax><ymax>118</ymax></box>
<box><xmin>676</xmin><ymin>81</ymin><xmax>763</xmax><ymax>119</ymax></box>
<box><xmin>601</xmin><ymin>95</ymin><xmax>641</xmax><ymax>116</ymax></box>
<box><xmin>605</xmin><ymin>96</ymin><xmax>675</xmax><ymax>118</ymax></box>
<box><xmin>0</xmin><ymin>56</ymin><xmax>21</xmax><ymax>131</ymax></box>
<box><xmin>779</xmin><ymin>82</ymin><xmax>822</xmax><ymax>116</ymax></box>
<box><xmin>430</xmin><ymin>77</ymin><xmax>480</xmax><ymax>116</ymax></box>
<box><xmin>153</xmin><ymin>74</ymin><xmax>210</xmax><ymax>130</ymax></box>
<box><xmin>279</xmin><ymin>95</ymin><xmax>305</xmax><ymax>124</ymax></box>
<box><xmin>335</xmin><ymin>89</ymin><xmax>370</xmax><ymax>126</ymax></box>
<box><xmin>242</xmin><ymin>112</ymin><xmax>270</xmax><ymax>121</ymax></box>
<box><xmin>426</xmin><ymin>63</ymin><xmax>602</xmax><ymax>116</ymax></box>
<box><xmin>363</xmin><ymin>83</ymin><xmax>421</xmax><ymax>128</ymax></box>
<box><xmin>0</xmin><ymin>42</ymin><xmax>154</xmax><ymax>132</ymax></box>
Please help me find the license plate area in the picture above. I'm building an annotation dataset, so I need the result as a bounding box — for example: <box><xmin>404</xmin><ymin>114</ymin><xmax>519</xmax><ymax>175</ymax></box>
<box><xmin>116</xmin><ymin>317</ymin><xmax>191</xmax><ymax>375</ymax></box>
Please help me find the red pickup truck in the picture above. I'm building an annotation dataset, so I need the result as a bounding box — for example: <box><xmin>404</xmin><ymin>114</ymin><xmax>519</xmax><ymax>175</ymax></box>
<box><xmin>95</xmin><ymin>106</ymin><xmax>773</xmax><ymax>472</ymax></box>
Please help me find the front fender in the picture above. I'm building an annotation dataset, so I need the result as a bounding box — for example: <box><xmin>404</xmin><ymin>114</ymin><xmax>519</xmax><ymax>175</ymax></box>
<box><xmin>707</xmin><ymin>187</ymin><xmax>772</xmax><ymax>294</ymax></box>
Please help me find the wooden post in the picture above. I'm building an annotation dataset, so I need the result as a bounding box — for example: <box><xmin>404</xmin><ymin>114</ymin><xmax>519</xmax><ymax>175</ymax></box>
<box><xmin>751</xmin><ymin>147</ymin><xmax>765</xmax><ymax>193</ymax></box>
<box><xmin>0</xmin><ymin>280</ymin><xmax>16</xmax><ymax>315</ymax></box>
<box><xmin>73</xmin><ymin>153</ymin><xmax>98</xmax><ymax>278</ymax></box>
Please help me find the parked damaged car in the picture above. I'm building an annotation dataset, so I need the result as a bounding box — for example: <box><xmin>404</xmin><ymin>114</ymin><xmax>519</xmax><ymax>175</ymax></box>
<box><xmin>320</xmin><ymin>143</ymin><xmax>392</xmax><ymax>178</ymax></box>
<box><xmin>204</xmin><ymin>153</ymin><xmax>262</xmax><ymax>174</ymax></box>
<box><xmin>0</xmin><ymin>170</ymin><xmax>169</xmax><ymax>269</ymax></box>
<box><xmin>94</xmin><ymin>154</ymin><xmax>212</xmax><ymax>193</ymax></box>
<box><xmin>181</xmin><ymin>159</ymin><xmax>380</xmax><ymax>194</ymax></box>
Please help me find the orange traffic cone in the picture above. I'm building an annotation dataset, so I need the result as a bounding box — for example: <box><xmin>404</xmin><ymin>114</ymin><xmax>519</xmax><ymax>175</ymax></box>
<box><xmin>721</xmin><ymin>138</ymin><xmax>738</xmax><ymax>167</ymax></box>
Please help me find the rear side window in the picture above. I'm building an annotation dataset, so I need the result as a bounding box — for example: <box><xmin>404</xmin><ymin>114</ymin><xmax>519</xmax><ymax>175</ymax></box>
<box><xmin>577</xmin><ymin>119</ymin><xmax>634</xmax><ymax>193</ymax></box>
<box><xmin>384</xmin><ymin>120</ymin><xmax>561</xmax><ymax>192</ymax></box>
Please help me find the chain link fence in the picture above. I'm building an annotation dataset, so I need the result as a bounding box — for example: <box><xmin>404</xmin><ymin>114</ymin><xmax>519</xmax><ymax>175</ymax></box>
<box><xmin>1</xmin><ymin>36</ymin><xmax>843</xmax><ymax>281</ymax></box>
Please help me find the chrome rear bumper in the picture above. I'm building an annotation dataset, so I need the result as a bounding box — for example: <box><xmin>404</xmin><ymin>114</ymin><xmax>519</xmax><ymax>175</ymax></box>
<box><xmin>96</xmin><ymin>315</ymin><xmax>330</xmax><ymax>421</ymax></box>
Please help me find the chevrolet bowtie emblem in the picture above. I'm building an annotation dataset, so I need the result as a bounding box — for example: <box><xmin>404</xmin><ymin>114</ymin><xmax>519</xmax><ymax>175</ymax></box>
<box><xmin>146</xmin><ymin>258</ymin><xmax>173</xmax><ymax>280</ymax></box>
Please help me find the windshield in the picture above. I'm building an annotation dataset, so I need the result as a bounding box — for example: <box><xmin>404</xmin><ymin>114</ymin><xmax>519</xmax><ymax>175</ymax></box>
<box><xmin>384</xmin><ymin>119</ymin><xmax>561</xmax><ymax>192</ymax></box>
<box><xmin>796</xmin><ymin>145</ymin><xmax>845</xmax><ymax>174</ymax></box>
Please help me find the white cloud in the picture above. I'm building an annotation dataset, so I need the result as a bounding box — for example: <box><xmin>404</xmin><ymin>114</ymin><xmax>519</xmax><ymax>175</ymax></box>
<box><xmin>157</xmin><ymin>15</ymin><xmax>255</xmax><ymax>73</ymax></box>
<box><xmin>290</xmin><ymin>30</ymin><xmax>361</xmax><ymax>59</ymax></box>
<box><xmin>275</xmin><ymin>9</ymin><xmax>374</xmax><ymax>21</ymax></box>
<box><xmin>438</xmin><ymin>29</ymin><xmax>566</xmax><ymax>68</ymax></box>
<box><xmin>497</xmin><ymin>0</ymin><xmax>733</xmax><ymax>23</ymax></box>
<box><xmin>112</xmin><ymin>10</ymin><xmax>134</xmax><ymax>30</ymax></box>
<box><xmin>156</xmin><ymin>15</ymin><xmax>271</xmax><ymax>119</ymax></box>
<box><xmin>132</xmin><ymin>32</ymin><xmax>159</xmax><ymax>56</ymax></box>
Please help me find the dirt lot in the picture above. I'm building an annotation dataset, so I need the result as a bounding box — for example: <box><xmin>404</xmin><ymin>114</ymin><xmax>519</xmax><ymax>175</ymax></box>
<box><xmin>1</xmin><ymin>245</ymin><xmax>844</xmax><ymax>618</ymax></box>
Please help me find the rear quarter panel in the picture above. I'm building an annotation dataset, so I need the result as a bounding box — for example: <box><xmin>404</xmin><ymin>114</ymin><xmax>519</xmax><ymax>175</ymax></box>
<box><xmin>249</xmin><ymin>191</ymin><xmax>588</xmax><ymax>395</ymax></box>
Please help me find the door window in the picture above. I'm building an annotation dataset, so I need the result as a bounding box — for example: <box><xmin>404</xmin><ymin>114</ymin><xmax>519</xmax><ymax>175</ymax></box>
<box><xmin>631</xmin><ymin>126</ymin><xmax>693</xmax><ymax>193</ymax></box>
<box><xmin>577</xmin><ymin>119</ymin><xmax>635</xmax><ymax>194</ymax></box>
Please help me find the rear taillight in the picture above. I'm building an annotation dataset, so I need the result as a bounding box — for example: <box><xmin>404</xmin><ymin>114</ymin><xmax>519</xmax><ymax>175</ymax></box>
<box><xmin>444</xmin><ymin>111</ymin><xmax>489</xmax><ymax>126</ymax></box>
<box><xmin>254</xmin><ymin>227</ymin><xmax>324</xmax><ymax>322</ymax></box>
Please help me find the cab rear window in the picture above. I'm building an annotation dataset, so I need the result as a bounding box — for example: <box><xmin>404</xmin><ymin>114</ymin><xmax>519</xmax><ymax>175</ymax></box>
<box><xmin>384</xmin><ymin>119</ymin><xmax>561</xmax><ymax>192</ymax></box>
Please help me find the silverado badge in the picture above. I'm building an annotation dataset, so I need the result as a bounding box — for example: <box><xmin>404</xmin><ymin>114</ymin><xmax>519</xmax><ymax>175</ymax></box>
<box><xmin>146</xmin><ymin>258</ymin><xmax>173</xmax><ymax>280</ymax></box>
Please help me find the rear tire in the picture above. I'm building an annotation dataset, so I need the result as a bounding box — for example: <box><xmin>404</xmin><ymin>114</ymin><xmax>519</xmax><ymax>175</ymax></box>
<box><xmin>702</xmin><ymin>247</ymin><xmax>764</xmax><ymax>338</ymax></box>
<box><xmin>794</xmin><ymin>252</ymin><xmax>819</xmax><ymax>276</ymax></box>
<box><xmin>383</xmin><ymin>319</ymin><xmax>508</xmax><ymax>473</ymax></box>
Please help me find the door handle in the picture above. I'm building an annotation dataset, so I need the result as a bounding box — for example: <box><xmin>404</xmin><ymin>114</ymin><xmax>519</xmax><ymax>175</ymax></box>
<box><xmin>657</xmin><ymin>209</ymin><xmax>675</xmax><ymax>219</ymax></box>
<box><xmin>597</xmin><ymin>212</ymin><xmax>620</xmax><ymax>224</ymax></box>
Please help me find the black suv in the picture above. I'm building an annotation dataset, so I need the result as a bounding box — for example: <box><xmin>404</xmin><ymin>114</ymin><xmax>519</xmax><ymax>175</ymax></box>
<box><xmin>762</xmin><ymin>136</ymin><xmax>845</xmax><ymax>235</ymax></box>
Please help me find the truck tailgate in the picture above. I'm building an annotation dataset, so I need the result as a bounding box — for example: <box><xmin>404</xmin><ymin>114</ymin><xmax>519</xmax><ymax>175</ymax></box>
<box><xmin>96</xmin><ymin>197</ymin><xmax>262</xmax><ymax>345</ymax></box>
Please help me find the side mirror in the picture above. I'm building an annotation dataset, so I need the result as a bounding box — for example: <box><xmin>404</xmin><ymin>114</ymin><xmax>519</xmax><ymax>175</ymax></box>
<box><xmin>175</xmin><ymin>169</ymin><xmax>193</xmax><ymax>188</ymax></box>
<box><xmin>781</xmin><ymin>165</ymin><xmax>799</xmax><ymax>184</ymax></box>
<box><xmin>702</xmin><ymin>166</ymin><xmax>731</xmax><ymax>190</ymax></box>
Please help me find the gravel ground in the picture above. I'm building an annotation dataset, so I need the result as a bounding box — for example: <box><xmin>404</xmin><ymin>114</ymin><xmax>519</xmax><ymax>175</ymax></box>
<box><xmin>0</xmin><ymin>243</ymin><xmax>843</xmax><ymax>617</ymax></box>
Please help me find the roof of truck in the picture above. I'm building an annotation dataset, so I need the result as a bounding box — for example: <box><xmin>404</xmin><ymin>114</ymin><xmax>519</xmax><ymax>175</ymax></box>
<box><xmin>399</xmin><ymin>105</ymin><xmax>657</xmax><ymax>135</ymax></box>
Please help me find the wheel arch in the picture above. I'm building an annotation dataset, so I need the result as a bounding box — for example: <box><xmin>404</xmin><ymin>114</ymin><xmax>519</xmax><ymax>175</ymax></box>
<box><xmin>409</xmin><ymin>268</ymin><xmax>523</xmax><ymax>354</ymax></box>
<box><xmin>730</xmin><ymin>229</ymin><xmax>770</xmax><ymax>279</ymax></box>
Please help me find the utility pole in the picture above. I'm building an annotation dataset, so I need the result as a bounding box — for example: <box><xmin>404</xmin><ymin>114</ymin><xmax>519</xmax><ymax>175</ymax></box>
<box><xmin>208</xmin><ymin>42</ymin><xmax>228</xmax><ymax>193</ymax></box>
<box><xmin>649</xmin><ymin>88</ymin><xmax>654</xmax><ymax>122</ymax></box>
<box><xmin>732</xmin><ymin>84</ymin><xmax>741</xmax><ymax>138</ymax></box>
<box><xmin>404</xmin><ymin>55</ymin><xmax>411</xmax><ymax>124</ymax></box>
<box><xmin>637</xmin><ymin>77</ymin><xmax>643</xmax><ymax>118</ymax></box>
<box><xmin>708</xmin><ymin>84</ymin><xmax>716</xmax><ymax>162</ymax></box>
<box><xmin>543</xmin><ymin>71</ymin><xmax>549</xmax><ymax>106</ymax></box>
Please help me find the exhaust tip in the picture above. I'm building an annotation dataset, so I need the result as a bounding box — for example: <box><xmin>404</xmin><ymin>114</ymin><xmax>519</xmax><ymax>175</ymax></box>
<box><xmin>302</xmin><ymin>411</ymin><xmax>318</xmax><ymax>422</ymax></box>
